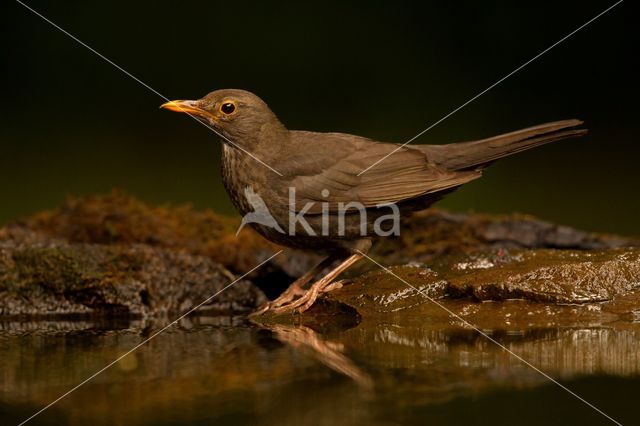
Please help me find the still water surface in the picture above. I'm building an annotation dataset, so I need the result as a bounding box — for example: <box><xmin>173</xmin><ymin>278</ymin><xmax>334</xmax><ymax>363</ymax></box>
<box><xmin>1</xmin><ymin>316</ymin><xmax>637</xmax><ymax>425</ymax></box>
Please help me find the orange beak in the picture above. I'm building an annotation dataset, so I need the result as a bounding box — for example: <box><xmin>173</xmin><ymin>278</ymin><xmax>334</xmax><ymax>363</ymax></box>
<box><xmin>160</xmin><ymin>100</ymin><xmax>210</xmax><ymax>119</ymax></box>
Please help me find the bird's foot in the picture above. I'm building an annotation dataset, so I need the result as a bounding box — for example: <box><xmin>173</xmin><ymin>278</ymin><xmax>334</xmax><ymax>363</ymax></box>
<box><xmin>251</xmin><ymin>279</ymin><xmax>350</xmax><ymax>317</ymax></box>
<box><xmin>251</xmin><ymin>252</ymin><xmax>362</xmax><ymax>317</ymax></box>
<box><xmin>249</xmin><ymin>283</ymin><xmax>306</xmax><ymax>317</ymax></box>
<box><xmin>271</xmin><ymin>278</ymin><xmax>350</xmax><ymax>315</ymax></box>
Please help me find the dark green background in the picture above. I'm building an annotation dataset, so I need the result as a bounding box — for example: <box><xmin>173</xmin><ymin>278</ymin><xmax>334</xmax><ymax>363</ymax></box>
<box><xmin>2</xmin><ymin>1</ymin><xmax>636</xmax><ymax>234</ymax></box>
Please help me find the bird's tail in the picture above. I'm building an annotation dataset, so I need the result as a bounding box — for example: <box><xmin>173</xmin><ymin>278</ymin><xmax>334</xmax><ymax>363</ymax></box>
<box><xmin>420</xmin><ymin>119</ymin><xmax>587</xmax><ymax>171</ymax></box>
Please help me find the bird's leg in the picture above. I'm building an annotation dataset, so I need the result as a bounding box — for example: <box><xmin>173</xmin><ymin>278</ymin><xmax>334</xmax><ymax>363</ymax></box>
<box><xmin>250</xmin><ymin>255</ymin><xmax>337</xmax><ymax>316</ymax></box>
<box><xmin>272</xmin><ymin>253</ymin><xmax>363</xmax><ymax>314</ymax></box>
<box><xmin>272</xmin><ymin>256</ymin><xmax>336</xmax><ymax>303</ymax></box>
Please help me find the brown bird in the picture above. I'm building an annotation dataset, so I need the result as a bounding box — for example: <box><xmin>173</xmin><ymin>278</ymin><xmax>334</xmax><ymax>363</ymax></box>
<box><xmin>161</xmin><ymin>89</ymin><xmax>586</xmax><ymax>315</ymax></box>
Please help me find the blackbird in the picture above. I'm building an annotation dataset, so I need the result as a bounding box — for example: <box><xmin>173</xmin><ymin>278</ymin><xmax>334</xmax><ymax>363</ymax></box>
<box><xmin>161</xmin><ymin>89</ymin><xmax>586</xmax><ymax>315</ymax></box>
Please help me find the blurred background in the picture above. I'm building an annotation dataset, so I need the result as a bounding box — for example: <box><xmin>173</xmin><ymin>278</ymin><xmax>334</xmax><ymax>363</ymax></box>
<box><xmin>1</xmin><ymin>0</ymin><xmax>635</xmax><ymax>234</ymax></box>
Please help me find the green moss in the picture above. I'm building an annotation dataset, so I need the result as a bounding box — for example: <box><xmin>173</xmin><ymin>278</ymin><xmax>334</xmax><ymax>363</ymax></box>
<box><xmin>18</xmin><ymin>189</ymin><xmax>276</xmax><ymax>273</ymax></box>
<box><xmin>7</xmin><ymin>245</ymin><xmax>145</xmax><ymax>294</ymax></box>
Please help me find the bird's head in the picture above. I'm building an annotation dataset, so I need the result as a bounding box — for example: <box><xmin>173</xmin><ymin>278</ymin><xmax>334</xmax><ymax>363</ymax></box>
<box><xmin>160</xmin><ymin>89</ymin><xmax>286</xmax><ymax>148</ymax></box>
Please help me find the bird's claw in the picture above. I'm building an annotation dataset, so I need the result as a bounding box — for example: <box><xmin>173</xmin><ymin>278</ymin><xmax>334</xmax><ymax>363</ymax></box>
<box><xmin>251</xmin><ymin>279</ymin><xmax>350</xmax><ymax>316</ymax></box>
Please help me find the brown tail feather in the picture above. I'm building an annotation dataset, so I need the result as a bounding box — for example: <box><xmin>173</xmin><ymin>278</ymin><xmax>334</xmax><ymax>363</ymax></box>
<box><xmin>419</xmin><ymin>119</ymin><xmax>587</xmax><ymax>171</ymax></box>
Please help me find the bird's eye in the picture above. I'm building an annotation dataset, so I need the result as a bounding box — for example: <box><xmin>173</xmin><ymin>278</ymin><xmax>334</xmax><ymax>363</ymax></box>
<box><xmin>220</xmin><ymin>102</ymin><xmax>236</xmax><ymax>115</ymax></box>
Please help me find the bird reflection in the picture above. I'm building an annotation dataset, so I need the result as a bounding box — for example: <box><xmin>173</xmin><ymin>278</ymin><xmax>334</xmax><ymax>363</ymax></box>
<box><xmin>256</xmin><ymin>321</ymin><xmax>373</xmax><ymax>388</ymax></box>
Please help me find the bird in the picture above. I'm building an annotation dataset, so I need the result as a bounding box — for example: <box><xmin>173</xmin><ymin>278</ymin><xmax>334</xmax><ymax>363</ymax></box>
<box><xmin>160</xmin><ymin>89</ymin><xmax>586</xmax><ymax>315</ymax></box>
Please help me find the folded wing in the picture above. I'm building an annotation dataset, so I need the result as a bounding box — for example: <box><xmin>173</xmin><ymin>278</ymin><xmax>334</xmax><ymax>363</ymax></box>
<box><xmin>282</xmin><ymin>132</ymin><xmax>480</xmax><ymax>214</ymax></box>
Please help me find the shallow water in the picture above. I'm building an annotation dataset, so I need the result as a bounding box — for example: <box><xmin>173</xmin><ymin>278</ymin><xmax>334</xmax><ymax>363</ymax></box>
<box><xmin>1</xmin><ymin>315</ymin><xmax>638</xmax><ymax>426</ymax></box>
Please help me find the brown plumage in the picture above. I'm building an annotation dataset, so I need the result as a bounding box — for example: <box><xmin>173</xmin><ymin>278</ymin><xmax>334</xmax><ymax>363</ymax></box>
<box><xmin>161</xmin><ymin>89</ymin><xmax>586</xmax><ymax>315</ymax></box>
<box><xmin>420</xmin><ymin>119</ymin><xmax>586</xmax><ymax>170</ymax></box>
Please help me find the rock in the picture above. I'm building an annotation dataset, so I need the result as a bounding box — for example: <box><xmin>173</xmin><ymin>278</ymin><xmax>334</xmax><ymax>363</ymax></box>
<box><xmin>2</xmin><ymin>191</ymin><xmax>639</xmax><ymax>318</ymax></box>
<box><xmin>9</xmin><ymin>191</ymin><xmax>636</xmax><ymax>286</ymax></box>
<box><xmin>0</xmin><ymin>230</ymin><xmax>266</xmax><ymax>317</ymax></box>
<box><xmin>10</xmin><ymin>190</ymin><xmax>279</xmax><ymax>273</ymax></box>
<box><xmin>5</xmin><ymin>190</ymin><xmax>319</xmax><ymax>296</ymax></box>
<box><xmin>447</xmin><ymin>248</ymin><xmax>640</xmax><ymax>303</ymax></box>
<box><xmin>372</xmin><ymin>210</ymin><xmax>639</xmax><ymax>265</ymax></box>
<box><xmin>321</xmin><ymin>248</ymin><xmax>640</xmax><ymax>325</ymax></box>
<box><xmin>324</xmin><ymin>265</ymin><xmax>448</xmax><ymax>315</ymax></box>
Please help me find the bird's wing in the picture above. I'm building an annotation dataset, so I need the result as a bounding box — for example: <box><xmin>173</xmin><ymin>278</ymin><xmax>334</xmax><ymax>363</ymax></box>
<box><xmin>280</xmin><ymin>132</ymin><xmax>480</xmax><ymax>214</ymax></box>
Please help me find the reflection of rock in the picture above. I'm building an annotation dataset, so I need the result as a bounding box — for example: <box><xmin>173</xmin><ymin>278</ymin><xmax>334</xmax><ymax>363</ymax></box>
<box><xmin>0</xmin><ymin>318</ymin><xmax>372</xmax><ymax>425</ymax></box>
<box><xmin>362</xmin><ymin>324</ymin><xmax>640</xmax><ymax>377</ymax></box>
<box><xmin>340</xmin><ymin>322</ymin><xmax>640</xmax><ymax>409</ymax></box>
<box><xmin>1</xmin><ymin>317</ymin><xmax>638</xmax><ymax>425</ymax></box>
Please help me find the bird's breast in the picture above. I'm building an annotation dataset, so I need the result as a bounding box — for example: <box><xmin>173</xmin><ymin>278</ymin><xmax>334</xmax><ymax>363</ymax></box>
<box><xmin>221</xmin><ymin>145</ymin><xmax>271</xmax><ymax>217</ymax></box>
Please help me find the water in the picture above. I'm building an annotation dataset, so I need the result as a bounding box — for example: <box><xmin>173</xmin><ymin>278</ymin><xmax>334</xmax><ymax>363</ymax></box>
<box><xmin>1</xmin><ymin>316</ymin><xmax>637</xmax><ymax>425</ymax></box>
